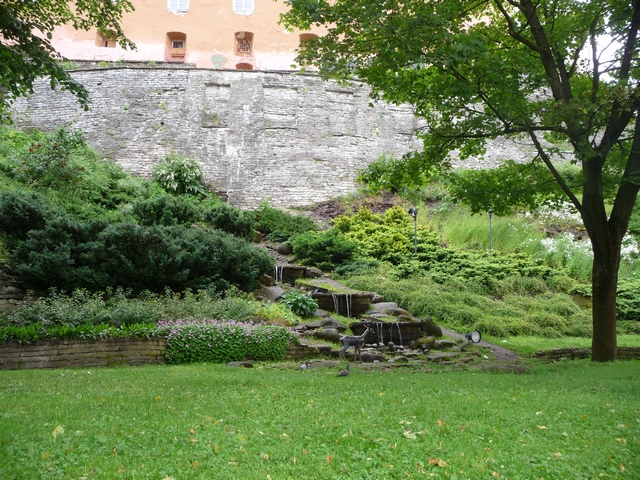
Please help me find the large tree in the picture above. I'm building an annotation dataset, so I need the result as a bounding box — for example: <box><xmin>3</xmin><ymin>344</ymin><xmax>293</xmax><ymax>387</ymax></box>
<box><xmin>282</xmin><ymin>0</ymin><xmax>640</xmax><ymax>361</ymax></box>
<box><xmin>0</xmin><ymin>0</ymin><xmax>135</xmax><ymax>121</ymax></box>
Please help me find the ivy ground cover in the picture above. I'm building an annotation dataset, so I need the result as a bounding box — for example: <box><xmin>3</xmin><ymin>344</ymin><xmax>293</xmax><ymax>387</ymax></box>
<box><xmin>1</xmin><ymin>361</ymin><xmax>638</xmax><ymax>479</ymax></box>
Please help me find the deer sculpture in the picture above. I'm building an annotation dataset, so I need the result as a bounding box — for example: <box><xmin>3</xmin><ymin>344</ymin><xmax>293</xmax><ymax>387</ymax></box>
<box><xmin>339</xmin><ymin>324</ymin><xmax>373</xmax><ymax>361</ymax></box>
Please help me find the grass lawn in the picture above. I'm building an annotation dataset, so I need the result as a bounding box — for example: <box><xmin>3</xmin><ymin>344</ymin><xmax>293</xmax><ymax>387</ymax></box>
<box><xmin>481</xmin><ymin>335</ymin><xmax>640</xmax><ymax>356</ymax></box>
<box><xmin>1</xmin><ymin>361</ymin><xmax>638</xmax><ymax>479</ymax></box>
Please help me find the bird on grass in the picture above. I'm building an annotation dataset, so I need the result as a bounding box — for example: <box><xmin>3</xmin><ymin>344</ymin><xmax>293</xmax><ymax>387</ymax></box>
<box><xmin>337</xmin><ymin>363</ymin><xmax>350</xmax><ymax>377</ymax></box>
<box><xmin>298</xmin><ymin>361</ymin><xmax>309</xmax><ymax>370</ymax></box>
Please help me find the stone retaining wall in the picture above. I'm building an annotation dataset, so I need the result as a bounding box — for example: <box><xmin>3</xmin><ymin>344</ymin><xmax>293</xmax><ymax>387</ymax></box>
<box><xmin>0</xmin><ymin>339</ymin><xmax>324</xmax><ymax>370</ymax></box>
<box><xmin>2</xmin><ymin>339</ymin><xmax>637</xmax><ymax>370</ymax></box>
<box><xmin>11</xmin><ymin>66</ymin><xmax>537</xmax><ymax>210</ymax></box>
<box><xmin>0</xmin><ymin>338</ymin><xmax>167</xmax><ymax>370</ymax></box>
<box><xmin>533</xmin><ymin>346</ymin><xmax>640</xmax><ymax>361</ymax></box>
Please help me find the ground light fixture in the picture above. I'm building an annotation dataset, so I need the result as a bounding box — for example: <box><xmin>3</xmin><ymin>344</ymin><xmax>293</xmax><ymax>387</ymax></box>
<box><xmin>465</xmin><ymin>330</ymin><xmax>482</xmax><ymax>343</ymax></box>
<box><xmin>408</xmin><ymin>206</ymin><xmax>418</xmax><ymax>254</ymax></box>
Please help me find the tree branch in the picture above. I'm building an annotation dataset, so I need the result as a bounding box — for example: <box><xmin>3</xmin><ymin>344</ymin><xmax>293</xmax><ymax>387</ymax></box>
<box><xmin>529</xmin><ymin>131</ymin><xmax>583</xmax><ymax>213</ymax></box>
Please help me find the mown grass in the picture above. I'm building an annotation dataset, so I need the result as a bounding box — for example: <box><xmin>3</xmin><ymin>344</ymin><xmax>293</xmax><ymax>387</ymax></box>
<box><xmin>484</xmin><ymin>334</ymin><xmax>640</xmax><ymax>356</ymax></box>
<box><xmin>1</xmin><ymin>362</ymin><xmax>638</xmax><ymax>479</ymax></box>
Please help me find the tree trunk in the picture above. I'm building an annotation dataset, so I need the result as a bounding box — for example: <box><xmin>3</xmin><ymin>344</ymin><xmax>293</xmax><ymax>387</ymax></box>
<box><xmin>590</xmin><ymin>248</ymin><xmax>619</xmax><ymax>361</ymax></box>
<box><xmin>581</xmin><ymin>161</ymin><xmax>622</xmax><ymax>362</ymax></box>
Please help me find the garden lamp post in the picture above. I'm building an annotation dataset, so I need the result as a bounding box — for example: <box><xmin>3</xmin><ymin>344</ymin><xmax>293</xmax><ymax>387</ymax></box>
<box><xmin>488</xmin><ymin>208</ymin><xmax>493</xmax><ymax>258</ymax></box>
<box><xmin>408</xmin><ymin>206</ymin><xmax>418</xmax><ymax>255</ymax></box>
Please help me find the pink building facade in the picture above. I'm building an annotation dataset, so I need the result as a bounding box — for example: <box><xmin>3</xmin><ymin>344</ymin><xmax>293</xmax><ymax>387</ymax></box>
<box><xmin>51</xmin><ymin>0</ymin><xmax>321</xmax><ymax>70</ymax></box>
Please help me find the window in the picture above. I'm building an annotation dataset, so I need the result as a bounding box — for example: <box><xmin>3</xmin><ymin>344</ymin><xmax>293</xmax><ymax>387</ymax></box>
<box><xmin>165</xmin><ymin>32</ymin><xmax>187</xmax><ymax>62</ymax></box>
<box><xmin>95</xmin><ymin>31</ymin><xmax>116</xmax><ymax>48</ymax></box>
<box><xmin>167</xmin><ymin>0</ymin><xmax>189</xmax><ymax>13</ymax></box>
<box><xmin>233</xmin><ymin>0</ymin><xmax>254</xmax><ymax>14</ymax></box>
<box><xmin>234</xmin><ymin>31</ymin><xmax>254</xmax><ymax>56</ymax></box>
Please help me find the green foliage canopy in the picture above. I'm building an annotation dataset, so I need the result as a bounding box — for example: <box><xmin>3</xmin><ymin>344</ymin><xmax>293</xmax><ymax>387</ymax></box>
<box><xmin>0</xmin><ymin>0</ymin><xmax>135</xmax><ymax>120</ymax></box>
<box><xmin>282</xmin><ymin>0</ymin><xmax>640</xmax><ymax>360</ymax></box>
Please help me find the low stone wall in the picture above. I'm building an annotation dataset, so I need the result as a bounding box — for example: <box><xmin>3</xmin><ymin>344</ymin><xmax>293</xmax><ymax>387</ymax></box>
<box><xmin>285</xmin><ymin>341</ymin><xmax>333</xmax><ymax>360</ymax></box>
<box><xmin>0</xmin><ymin>338</ymin><xmax>167</xmax><ymax>370</ymax></box>
<box><xmin>0</xmin><ymin>339</ymin><xmax>325</xmax><ymax>370</ymax></box>
<box><xmin>533</xmin><ymin>346</ymin><xmax>640</xmax><ymax>361</ymax></box>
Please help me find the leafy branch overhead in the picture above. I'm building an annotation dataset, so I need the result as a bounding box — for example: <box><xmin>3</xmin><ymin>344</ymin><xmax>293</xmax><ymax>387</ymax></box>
<box><xmin>0</xmin><ymin>0</ymin><xmax>135</xmax><ymax>120</ymax></box>
<box><xmin>282</xmin><ymin>0</ymin><xmax>640</xmax><ymax>361</ymax></box>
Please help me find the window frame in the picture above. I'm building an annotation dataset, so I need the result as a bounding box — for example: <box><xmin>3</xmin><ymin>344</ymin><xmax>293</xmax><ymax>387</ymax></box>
<box><xmin>167</xmin><ymin>0</ymin><xmax>190</xmax><ymax>13</ymax></box>
<box><xmin>233</xmin><ymin>0</ymin><xmax>254</xmax><ymax>15</ymax></box>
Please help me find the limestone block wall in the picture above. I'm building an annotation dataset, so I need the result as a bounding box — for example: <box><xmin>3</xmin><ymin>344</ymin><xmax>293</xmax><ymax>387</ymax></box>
<box><xmin>0</xmin><ymin>339</ymin><xmax>323</xmax><ymax>370</ymax></box>
<box><xmin>532</xmin><ymin>346</ymin><xmax>640</xmax><ymax>361</ymax></box>
<box><xmin>0</xmin><ymin>338</ymin><xmax>167</xmax><ymax>370</ymax></box>
<box><xmin>12</xmin><ymin>66</ymin><xmax>425</xmax><ymax>209</ymax></box>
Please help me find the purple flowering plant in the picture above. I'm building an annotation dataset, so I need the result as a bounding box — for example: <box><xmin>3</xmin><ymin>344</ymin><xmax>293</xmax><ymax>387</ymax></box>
<box><xmin>160</xmin><ymin>318</ymin><xmax>299</xmax><ymax>364</ymax></box>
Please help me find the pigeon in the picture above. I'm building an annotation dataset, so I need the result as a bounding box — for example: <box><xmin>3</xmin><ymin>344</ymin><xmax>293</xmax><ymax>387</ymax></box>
<box><xmin>298</xmin><ymin>361</ymin><xmax>309</xmax><ymax>370</ymax></box>
<box><xmin>337</xmin><ymin>363</ymin><xmax>350</xmax><ymax>377</ymax></box>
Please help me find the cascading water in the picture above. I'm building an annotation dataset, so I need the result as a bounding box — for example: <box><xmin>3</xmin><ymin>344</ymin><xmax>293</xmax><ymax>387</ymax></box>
<box><xmin>274</xmin><ymin>266</ymin><xmax>284</xmax><ymax>284</ymax></box>
<box><xmin>331</xmin><ymin>293</ymin><xmax>352</xmax><ymax>317</ymax></box>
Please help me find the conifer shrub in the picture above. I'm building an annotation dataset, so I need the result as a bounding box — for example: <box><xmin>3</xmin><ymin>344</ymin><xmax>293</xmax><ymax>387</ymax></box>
<box><xmin>288</xmin><ymin>229</ymin><xmax>357</xmax><ymax>270</ymax></box>
<box><xmin>202</xmin><ymin>201</ymin><xmax>255</xmax><ymax>240</ymax></box>
<box><xmin>132</xmin><ymin>195</ymin><xmax>202</xmax><ymax>226</ymax></box>
<box><xmin>0</xmin><ymin>190</ymin><xmax>56</xmax><ymax>241</ymax></box>
<box><xmin>10</xmin><ymin>221</ymin><xmax>273</xmax><ymax>294</ymax></box>
<box><xmin>246</xmin><ymin>202</ymin><xmax>317</xmax><ymax>242</ymax></box>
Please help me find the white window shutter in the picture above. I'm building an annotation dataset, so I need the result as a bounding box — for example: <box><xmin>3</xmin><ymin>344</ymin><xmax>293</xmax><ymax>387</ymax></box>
<box><xmin>234</xmin><ymin>0</ymin><xmax>253</xmax><ymax>14</ymax></box>
<box><xmin>168</xmin><ymin>0</ymin><xmax>178</xmax><ymax>10</ymax></box>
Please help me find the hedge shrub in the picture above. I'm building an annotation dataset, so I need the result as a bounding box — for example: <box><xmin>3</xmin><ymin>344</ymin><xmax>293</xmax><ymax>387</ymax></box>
<box><xmin>10</xmin><ymin>221</ymin><xmax>274</xmax><ymax>294</ymax></box>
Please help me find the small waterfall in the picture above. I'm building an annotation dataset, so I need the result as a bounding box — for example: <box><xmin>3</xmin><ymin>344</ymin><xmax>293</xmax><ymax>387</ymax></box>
<box><xmin>395</xmin><ymin>322</ymin><xmax>403</xmax><ymax>346</ymax></box>
<box><xmin>274</xmin><ymin>266</ymin><xmax>284</xmax><ymax>284</ymax></box>
<box><xmin>331</xmin><ymin>294</ymin><xmax>353</xmax><ymax>317</ymax></box>
<box><xmin>376</xmin><ymin>322</ymin><xmax>384</xmax><ymax>344</ymax></box>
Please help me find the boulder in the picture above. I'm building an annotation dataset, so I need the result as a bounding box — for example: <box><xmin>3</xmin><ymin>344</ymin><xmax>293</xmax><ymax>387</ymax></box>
<box><xmin>276</xmin><ymin>242</ymin><xmax>293</xmax><ymax>255</ymax></box>
<box><xmin>305</xmin><ymin>267</ymin><xmax>323</xmax><ymax>278</ymax></box>
<box><xmin>314</xmin><ymin>328</ymin><xmax>342</xmax><ymax>342</ymax></box>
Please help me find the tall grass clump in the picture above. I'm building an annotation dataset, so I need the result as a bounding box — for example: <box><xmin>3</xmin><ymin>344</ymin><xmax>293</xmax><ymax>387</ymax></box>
<box><xmin>342</xmin><ymin>265</ymin><xmax>592</xmax><ymax>338</ymax></box>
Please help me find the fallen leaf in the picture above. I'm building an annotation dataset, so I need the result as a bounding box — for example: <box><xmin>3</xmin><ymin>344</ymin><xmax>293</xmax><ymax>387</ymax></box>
<box><xmin>262</xmin><ymin>453</ymin><xmax>269</xmax><ymax>460</ymax></box>
<box><xmin>437</xmin><ymin>420</ymin><xmax>445</xmax><ymax>427</ymax></box>
<box><xmin>492</xmin><ymin>471</ymin><xmax>500</xmax><ymax>477</ymax></box>
<box><xmin>52</xmin><ymin>425</ymin><xmax>64</xmax><ymax>439</ymax></box>
<box><xmin>193</xmin><ymin>460</ymin><xmax>199</xmax><ymax>469</ymax></box>
<box><xmin>326</xmin><ymin>455</ymin><xmax>333</xmax><ymax>463</ymax></box>
<box><xmin>282</xmin><ymin>433</ymin><xmax>289</xmax><ymax>438</ymax></box>
<box><xmin>554</xmin><ymin>452</ymin><xmax>562</xmax><ymax>459</ymax></box>
<box><xmin>403</xmin><ymin>431</ymin><xmax>417</xmax><ymax>440</ymax></box>
<box><xmin>213</xmin><ymin>445</ymin><xmax>221</xmax><ymax>454</ymax></box>
<box><xmin>536</xmin><ymin>425</ymin><xmax>548</xmax><ymax>430</ymax></box>
<box><xmin>154</xmin><ymin>396</ymin><xmax>162</xmax><ymax>401</ymax></box>
<box><xmin>302</xmin><ymin>448</ymin><xmax>308</xmax><ymax>454</ymax></box>
<box><xmin>620</xmin><ymin>464</ymin><xmax>625</xmax><ymax>472</ymax></box>
<box><xmin>190</xmin><ymin>438</ymin><xmax>197</xmax><ymax>443</ymax></box>
<box><xmin>111</xmin><ymin>447</ymin><xmax>117</xmax><ymax>455</ymax></box>
<box><xmin>189</xmin><ymin>428</ymin><xmax>195</xmax><ymax>435</ymax></box>
<box><xmin>42</xmin><ymin>451</ymin><xmax>50</xmax><ymax>460</ymax></box>
<box><xmin>616</xmin><ymin>438</ymin><xmax>627</xmax><ymax>444</ymax></box>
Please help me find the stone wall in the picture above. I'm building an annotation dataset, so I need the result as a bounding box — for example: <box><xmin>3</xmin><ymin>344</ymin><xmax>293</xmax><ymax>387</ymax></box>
<box><xmin>11</xmin><ymin>65</ymin><xmax>537</xmax><ymax>210</ymax></box>
<box><xmin>0</xmin><ymin>338</ymin><xmax>167</xmax><ymax>370</ymax></box>
<box><xmin>533</xmin><ymin>346</ymin><xmax>640</xmax><ymax>361</ymax></box>
<box><xmin>0</xmin><ymin>339</ymin><xmax>324</xmax><ymax>370</ymax></box>
<box><xmin>0</xmin><ymin>264</ymin><xmax>25</xmax><ymax>314</ymax></box>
